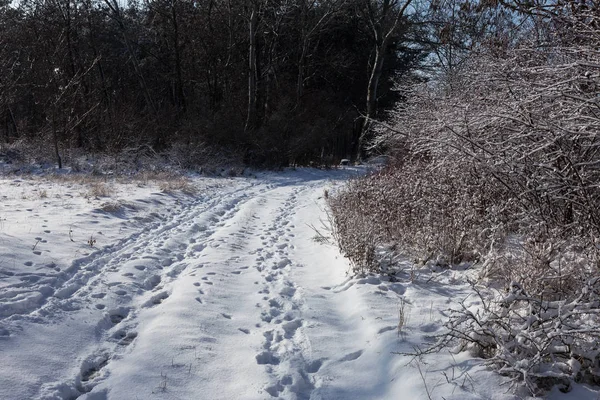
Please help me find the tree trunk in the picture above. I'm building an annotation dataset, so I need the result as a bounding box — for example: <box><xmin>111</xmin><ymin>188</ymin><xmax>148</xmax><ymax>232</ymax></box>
<box><xmin>52</xmin><ymin>113</ymin><xmax>62</xmax><ymax>169</ymax></box>
<box><xmin>296</xmin><ymin>36</ymin><xmax>310</xmax><ymax>106</ymax></box>
<box><xmin>171</xmin><ymin>0</ymin><xmax>186</xmax><ymax>112</ymax></box>
<box><xmin>245</xmin><ymin>2</ymin><xmax>258</xmax><ymax>132</ymax></box>
<box><xmin>103</xmin><ymin>0</ymin><xmax>156</xmax><ymax>117</ymax></box>
<box><xmin>296</xmin><ymin>2</ymin><xmax>307</xmax><ymax>105</ymax></box>
<box><xmin>359</xmin><ymin>43</ymin><xmax>387</xmax><ymax>160</ymax></box>
<box><xmin>357</xmin><ymin>0</ymin><xmax>413</xmax><ymax>160</ymax></box>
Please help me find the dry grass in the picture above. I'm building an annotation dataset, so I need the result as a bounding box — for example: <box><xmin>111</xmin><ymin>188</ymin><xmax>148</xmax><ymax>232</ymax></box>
<box><xmin>27</xmin><ymin>171</ymin><xmax>198</xmax><ymax>198</ymax></box>
<box><xmin>86</xmin><ymin>182</ymin><xmax>113</xmax><ymax>198</ymax></box>
<box><xmin>128</xmin><ymin>171</ymin><xmax>197</xmax><ymax>194</ymax></box>
<box><xmin>48</xmin><ymin>174</ymin><xmax>108</xmax><ymax>186</ymax></box>
<box><xmin>158</xmin><ymin>177</ymin><xmax>197</xmax><ymax>195</ymax></box>
<box><xmin>129</xmin><ymin>171</ymin><xmax>175</xmax><ymax>186</ymax></box>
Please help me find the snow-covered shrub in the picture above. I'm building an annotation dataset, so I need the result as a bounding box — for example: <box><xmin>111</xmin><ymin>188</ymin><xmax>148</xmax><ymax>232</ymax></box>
<box><xmin>327</xmin><ymin>179</ymin><xmax>380</xmax><ymax>274</ymax></box>
<box><xmin>328</xmin><ymin>158</ymin><xmax>511</xmax><ymax>274</ymax></box>
<box><xmin>480</xmin><ymin>237</ymin><xmax>600</xmax><ymax>302</ymax></box>
<box><xmin>428</xmin><ymin>278</ymin><xmax>600</xmax><ymax>394</ymax></box>
<box><xmin>365</xmin><ymin>27</ymin><xmax>600</xmax><ymax>282</ymax></box>
<box><xmin>3</xmin><ymin>137</ymin><xmax>61</xmax><ymax>166</ymax></box>
<box><xmin>377</xmin><ymin>37</ymin><xmax>600</xmax><ymax>392</ymax></box>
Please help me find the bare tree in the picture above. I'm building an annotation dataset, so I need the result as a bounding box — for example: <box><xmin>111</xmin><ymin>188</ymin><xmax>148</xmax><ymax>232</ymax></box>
<box><xmin>294</xmin><ymin>0</ymin><xmax>344</xmax><ymax>105</ymax></box>
<box><xmin>358</xmin><ymin>0</ymin><xmax>413</xmax><ymax>160</ymax></box>
<box><xmin>245</xmin><ymin>0</ymin><xmax>259</xmax><ymax>132</ymax></box>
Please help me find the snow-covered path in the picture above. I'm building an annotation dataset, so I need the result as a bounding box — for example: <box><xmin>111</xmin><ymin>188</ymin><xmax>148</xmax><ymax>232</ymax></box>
<box><xmin>2</xmin><ymin>168</ymin><xmax>404</xmax><ymax>400</ymax></box>
<box><xmin>1</xmin><ymin>169</ymin><xmax>589</xmax><ymax>400</ymax></box>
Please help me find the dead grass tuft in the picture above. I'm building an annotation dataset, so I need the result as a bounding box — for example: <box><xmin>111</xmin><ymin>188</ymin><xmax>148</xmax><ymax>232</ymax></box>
<box><xmin>86</xmin><ymin>182</ymin><xmax>113</xmax><ymax>198</ymax></box>
<box><xmin>158</xmin><ymin>177</ymin><xmax>197</xmax><ymax>195</ymax></box>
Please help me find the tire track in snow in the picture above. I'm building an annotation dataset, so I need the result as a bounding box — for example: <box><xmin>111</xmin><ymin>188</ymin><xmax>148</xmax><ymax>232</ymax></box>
<box><xmin>85</xmin><ymin>181</ymin><xmax>328</xmax><ymax>400</ymax></box>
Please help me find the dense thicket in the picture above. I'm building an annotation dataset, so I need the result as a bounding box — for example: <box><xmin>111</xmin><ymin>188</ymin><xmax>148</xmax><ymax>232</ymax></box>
<box><xmin>333</xmin><ymin>0</ymin><xmax>600</xmax><ymax>292</ymax></box>
<box><xmin>330</xmin><ymin>1</ymin><xmax>600</xmax><ymax>393</ymax></box>
<box><xmin>0</xmin><ymin>0</ymin><xmax>425</xmax><ymax>168</ymax></box>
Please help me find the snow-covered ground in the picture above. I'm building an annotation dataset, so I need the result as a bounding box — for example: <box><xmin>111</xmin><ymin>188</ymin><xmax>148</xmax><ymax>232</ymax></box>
<box><xmin>0</xmin><ymin>168</ymin><xmax>597</xmax><ymax>400</ymax></box>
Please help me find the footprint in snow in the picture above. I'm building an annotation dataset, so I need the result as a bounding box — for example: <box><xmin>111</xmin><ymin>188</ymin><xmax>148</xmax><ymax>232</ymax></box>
<box><xmin>142</xmin><ymin>291</ymin><xmax>169</xmax><ymax>308</ymax></box>
<box><xmin>279</xmin><ymin>286</ymin><xmax>296</xmax><ymax>297</ymax></box>
<box><xmin>282</xmin><ymin>319</ymin><xmax>302</xmax><ymax>339</ymax></box>
<box><xmin>80</xmin><ymin>353</ymin><xmax>110</xmax><ymax>385</ymax></box>
<box><xmin>265</xmin><ymin>382</ymin><xmax>284</xmax><ymax>397</ymax></box>
<box><xmin>256</xmin><ymin>351</ymin><xmax>280</xmax><ymax>365</ymax></box>
<box><xmin>306</xmin><ymin>358</ymin><xmax>327</xmax><ymax>373</ymax></box>
<box><xmin>268</xmin><ymin>298</ymin><xmax>281</xmax><ymax>308</ymax></box>
<box><xmin>113</xmin><ymin>330</ymin><xmax>138</xmax><ymax>346</ymax></box>
<box><xmin>108</xmin><ymin>308</ymin><xmax>130</xmax><ymax>324</ymax></box>
<box><xmin>339</xmin><ymin>350</ymin><xmax>364</xmax><ymax>362</ymax></box>
<box><xmin>377</xmin><ymin>326</ymin><xmax>396</xmax><ymax>334</ymax></box>
<box><xmin>143</xmin><ymin>275</ymin><xmax>161</xmax><ymax>290</ymax></box>
<box><xmin>261</xmin><ymin>313</ymin><xmax>273</xmax><ymax>323</ymax></box>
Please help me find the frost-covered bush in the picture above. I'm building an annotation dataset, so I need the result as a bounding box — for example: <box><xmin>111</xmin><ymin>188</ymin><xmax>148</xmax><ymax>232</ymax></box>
<box><xmin>480</xmin><ymin>237</ymin><xmax>600</xmax><ymax>302</ymax></box>
<box><xmin>334</xmin><ymin>24</ymin><xmax>600</xmax><ymax>276</ymax></box>
<box><xmin>428</xmin><ymin>279</ymin><xmax>600</xmax><ymax>394</ymax></box>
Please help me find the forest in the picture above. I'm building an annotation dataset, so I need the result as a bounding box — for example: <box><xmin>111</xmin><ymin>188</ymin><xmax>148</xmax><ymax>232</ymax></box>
<box><xmin>0</xmin><ymin>0</ymin><xmax>432</xmax><ymax>168</ymax></box>
<box><xmin>1</xmin><ymin>0</ymin><xmax>537</xmax><ymax>169</ymax></box>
